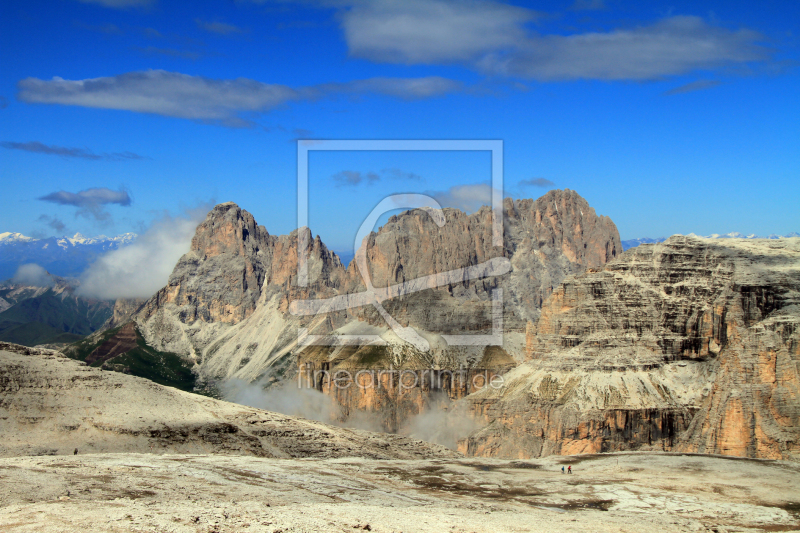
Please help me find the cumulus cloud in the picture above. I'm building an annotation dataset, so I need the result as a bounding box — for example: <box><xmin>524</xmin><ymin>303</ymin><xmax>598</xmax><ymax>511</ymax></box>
<box><xmin>333</xmin><ymin>170</ymin><xmax>379</xmax><ymax>186</ymax></box>
<box><xmin>195</xmin><ymin>19</ymin><xmax>244</xmax><ymax>35</ymax></box>
<box><xmin>519</xmin><ymin>177</ymin><xmax>555</xmax><ymax>188</ymax></box>
<box><xmin>12</xmin><ymin>264</ymin><xmax>55</xmax><ymax>288</ymax></box>
<box><xmin>18</xmin><ymin>70</ymin><xmax>462</xmax><ymax>127</ymax></box>
<box><xmin>77</xmin><ymin>205</ymin><xmax>210</xmax><ymax>299</ymax></box>
<box><xmin>2</xmin><ymin>141</ymin><xmax>145</xmax><ymax>161</ymax></box>
<box><xmin>664</xmin><ymin>79</ymin><xmax>722</xmax><ymax>95</ymax></box>
<box><xmin>38</xmin><ymin>187</ymin><xmax>132</xmax><ymax>222</ymax></box>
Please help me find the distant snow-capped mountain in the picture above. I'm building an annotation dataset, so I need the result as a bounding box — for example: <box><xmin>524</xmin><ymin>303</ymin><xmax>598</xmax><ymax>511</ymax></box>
<box><xmin>622</xmin><ymin>232</ymin><xmax>799</xmax><ymax>251</ymax></box>
<box><xmin>0</xmin><ymin>232</ymin><xmax>137</xmax><ymax>280</ymax></box>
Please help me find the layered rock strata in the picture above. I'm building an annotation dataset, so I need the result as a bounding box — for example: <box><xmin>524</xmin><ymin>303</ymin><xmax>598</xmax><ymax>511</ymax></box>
<box><xmin>460</xmin><ymin>236</ymin><xmax>800</xmax><ymax>460</ymax></box>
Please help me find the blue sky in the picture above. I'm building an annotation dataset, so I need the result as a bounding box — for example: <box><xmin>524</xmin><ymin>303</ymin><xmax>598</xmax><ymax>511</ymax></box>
<box><xmin>1</xmin><ymin>0</ymin><xmax>798</xmax><ymax>254</ymax></box>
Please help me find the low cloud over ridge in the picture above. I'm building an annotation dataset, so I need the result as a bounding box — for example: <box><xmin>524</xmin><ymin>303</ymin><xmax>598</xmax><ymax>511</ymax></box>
<box><xmin>77</xmin><ymin>205</ymin><xmax>210</xmax><ymax>300</ymax></box>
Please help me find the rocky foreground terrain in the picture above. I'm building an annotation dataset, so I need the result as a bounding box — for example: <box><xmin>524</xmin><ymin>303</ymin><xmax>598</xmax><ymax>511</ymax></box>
<box><xmin>462</xmin><ymin>236</ymin><xmax>800</xmax><ymax>460</ymax></box>
<box><xmin>0</xmin><ymin>343</ymin><xmax>455</xmax><ymax>460</ymax></box>
<box><xmin>1</xmin><ymin>452</ymin><xmax>798</xmax><ymax>532</ymax></box>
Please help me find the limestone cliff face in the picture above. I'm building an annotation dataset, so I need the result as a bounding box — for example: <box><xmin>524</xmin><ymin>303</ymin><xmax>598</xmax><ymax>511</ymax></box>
<box><xmin>461</xmin><ymin>236</ymin><xmax>800</xmax><ymax>460</ymax></box>
<box><xmin>350</xmin><ymin>189</ymin><xmax>620</xmax><ymax>332</ymax></box>
<box><xmin>135</xmin><ymin>190</ymin><xmax>619</xmax><ymax>385</ymax></box>
<box><xmin>135</xmin><ymin>203</ymin><xmax>345</xmax><ymax>364</ymax></box>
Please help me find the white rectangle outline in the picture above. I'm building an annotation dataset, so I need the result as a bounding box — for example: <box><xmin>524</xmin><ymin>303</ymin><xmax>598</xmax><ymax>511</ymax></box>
<box><xmin>296</xmin><ymin>139</ymin><xmax>504</xmax><ymax>347</ymax></box>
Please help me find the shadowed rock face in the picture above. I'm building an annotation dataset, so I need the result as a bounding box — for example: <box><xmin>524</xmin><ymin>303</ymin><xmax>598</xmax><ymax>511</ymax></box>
<box><xmin>461</xmin><ymin>236</ymin><xmax>800</xmax><ymax>460</ymax></box>
<box><xmin>135</xmin><ymin>190</ymin><xmax>620</xmax><ymax>385</ymax></box>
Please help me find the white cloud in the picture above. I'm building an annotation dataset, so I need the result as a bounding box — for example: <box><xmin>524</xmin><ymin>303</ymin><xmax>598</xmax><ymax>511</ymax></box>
<box><xmin>330</xmin><ymin>1</ymin><xmax>771</xmax><ymax>81</ymax></box>
<box><xmin>12</xmin><ymin>264</ymin><xmax>55</xmax><ymax>288</ymax></box>
<box><xmin>18</xmin><ymin>70</ymin><xmax>462</xmax><ymax>127</ymax></box>
<box><xmin>76</xmin><ymin>205</ymin><xmax>210</xmax><ymax>299</ymax></box>
<box><xmin>341</xmin><ymin>0</ymin><xmax>535</xmax><ymax>64</ymax></box>
<box><xmin>480</xmin><ymin>16</ymin><xmax>768</xmax><ymax>80</ymax></box>
<box><xmin>18</xmin><ymin>71</ymin><xmax>299</xmax><ymax>128</ymax></box>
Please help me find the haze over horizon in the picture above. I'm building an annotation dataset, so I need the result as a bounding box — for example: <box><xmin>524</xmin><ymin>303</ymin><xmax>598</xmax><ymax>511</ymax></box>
<box><xmin>1</xmin><ymin>0</ymin><xmax>798</xmax><ymax>252</ymax></box>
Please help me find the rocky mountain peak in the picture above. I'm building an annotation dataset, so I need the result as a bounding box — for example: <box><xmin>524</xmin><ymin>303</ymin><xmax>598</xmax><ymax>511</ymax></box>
<box><xmin>135</xmin><ymin>190</ymin><xmax>622</xmax><ymax>376</ymax></box>
<box><xmin>191</xmin><ymin>201</ymin><xmax>269</xmax><ymax>260</ymax></box>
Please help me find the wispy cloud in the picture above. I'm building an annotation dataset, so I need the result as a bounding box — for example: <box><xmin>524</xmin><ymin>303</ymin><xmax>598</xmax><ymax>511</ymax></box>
<box><xmin>570</xmin><ymin>0</ymin><xmax>606</xmax><ymax>11</ymax></box>
<box><xmin>133</xmin><ymin>46</ymin><xmax>201</xmax><ymax>60</ymax></box>
<box><xmin>664</xmin><ymin>79</ymin><xmax>721</xmax><ymax>95</ymax></box>
<box><xmin>17</xmin><ymin>70</ymin><xmax>463</xmax><ymax>127</ymax></box>
<box><xmin>2</xmin><ymin>141</ymin><xmax>145</xmax><ymax>161</ymax></box>
<box><xmin>519</xmin><ymin>178</ymin><xmax>555</xmax><ymax>188</ymax></box>
<box><xmin>383</xmin><ymin>168</ymin><xmax>422</xmax><ymax>181</ymax></box>
<box><xmin>318</xmin><ymin>76</ymin><xmax>461</xmax><ymax>100</ymax></box>
<box><xmin>73</xmin><ymin>21</ymin><xmax>124</xmax><ymax>34</ymax></box>
<box><xmin>37</xmin><ymin>214</ymin><xmax>67</xmax><ymax>234</ymax></box>
<box><xmin>0</xmin><ymin>96</ymin><xmax>7</xmax><ymax>109</ymax></box>
<box><xmin>332</xmin><ymin>167</ymin><xmax>423</xmax><ymax>186</ymax></box>
<box><xmin>479</xmin><ymin>17</ymin><xmax>768</xmax><ymax>81</ymax></box>
<box><xmin>76</xmin><ymin>0</ymin><xmax>153</xmax><ymax>8</ymax></box>
<box><xmin>333</xmin><ymin>170</ymin><xmax>379</xmax><ymax>186</ymax></box>
<box><xmin>38</xmin><ymin>187</ymin><xmax>132</xmax><ymax>222</ymax></box>
<box><xmin>195</xmin><ymin>19</ymin><xmax>244</xmax><ymax>35</ymax></box>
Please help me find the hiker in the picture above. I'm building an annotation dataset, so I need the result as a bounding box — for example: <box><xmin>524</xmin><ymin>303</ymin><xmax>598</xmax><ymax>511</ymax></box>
<box><xmin>568</xmin><ymin>465</ymin><xmax>572</xmax><ymax>474</ymax></box>
<box><xmin>561</xmin><ymin>466</ymin><xmax>565</xmax><ymax>474</ymax></box>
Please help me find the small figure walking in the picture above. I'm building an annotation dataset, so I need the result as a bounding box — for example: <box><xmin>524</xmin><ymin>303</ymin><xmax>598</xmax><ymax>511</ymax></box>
<box><xmin>568</xmin><ymin>465</ymin><xmax>572</xmax><ymax>474</ymax></box>
<box><xmin>73</xmin><ymin>448</ymin><xmax>78</xmax><ymax>455</ymax></box>
<box><xmin>561</xmin><ymin>466</ymin><xmax>565</xmax><ymax>474</ymax></box>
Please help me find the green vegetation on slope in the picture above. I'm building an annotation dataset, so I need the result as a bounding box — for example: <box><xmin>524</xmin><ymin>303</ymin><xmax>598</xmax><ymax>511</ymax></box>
<box><xmin>63</xmin><ymin>323</ymin><xmax>219</xmax><ymax>398</ymax></box>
